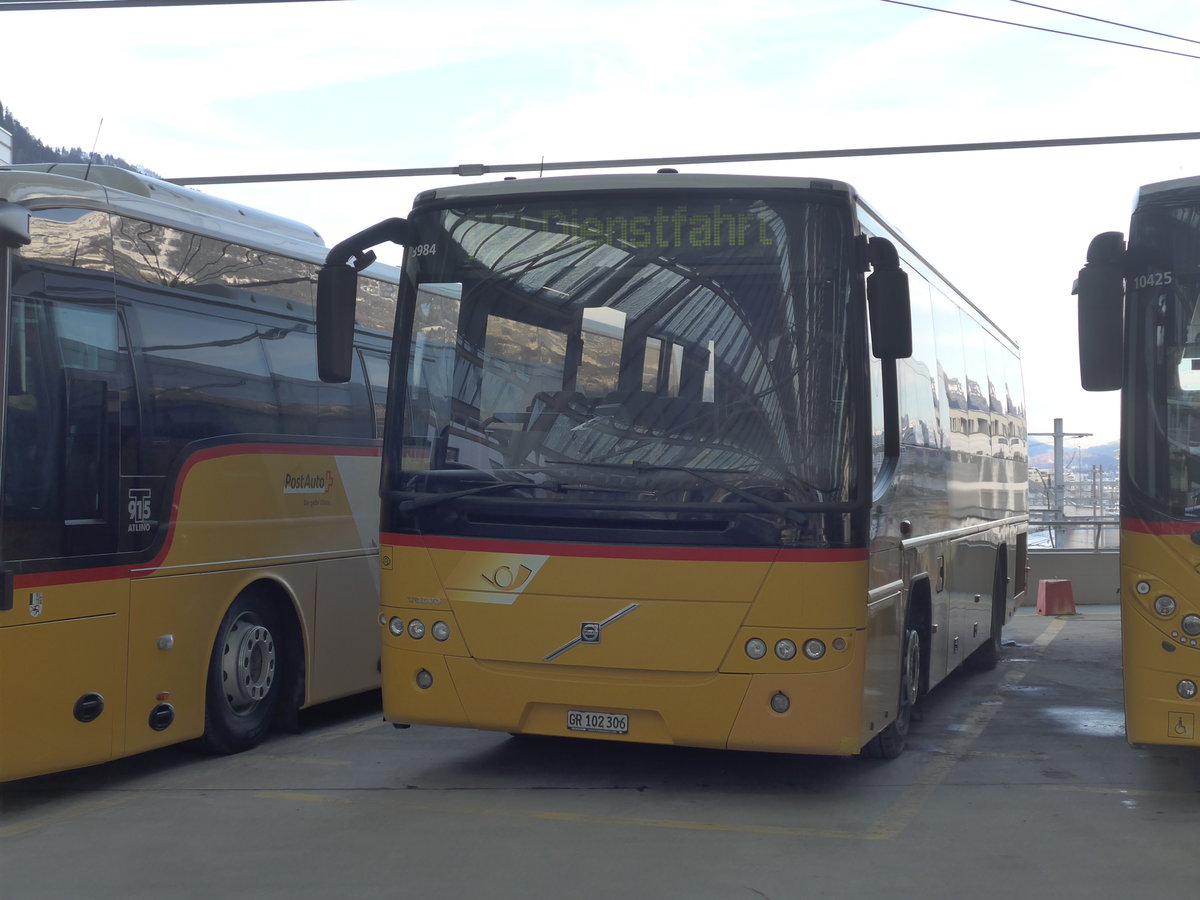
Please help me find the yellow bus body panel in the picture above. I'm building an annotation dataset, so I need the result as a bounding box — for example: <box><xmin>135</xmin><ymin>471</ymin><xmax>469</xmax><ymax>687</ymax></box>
<box><xmin>0</xmin><ymin>579</ymin><xmax>129</xmax><ymax>781</ymax></box>
<box><xmin>380</xmin><ymin>542</ymin><xmax>872</xmax><ymax>755</ymax></box>
<box><xmin>1121</xmin><ymin>528</ymin><xmax>1200</xmax><ymax>746</ymax></box>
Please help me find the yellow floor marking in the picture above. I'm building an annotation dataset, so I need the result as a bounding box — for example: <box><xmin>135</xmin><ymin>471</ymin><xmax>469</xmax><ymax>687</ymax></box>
<box><xmin>0</xmin><ymin>795</ymin><xmax>131</xmax><ymax>839</ymax></box>
<box><xmin>863</xmin><ymin>615</ymin><xmax>1068</xmax><ymax>840</ymax></box>
<box><xmin>255</xmin><ymin>791</ymin><xmax>351</xmax><ymax>805</ymax></box>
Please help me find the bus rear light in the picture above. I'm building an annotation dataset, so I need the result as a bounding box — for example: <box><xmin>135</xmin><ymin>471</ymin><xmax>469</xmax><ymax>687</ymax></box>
<box><xmin>745</xmin><ymin>638</ymin><xmax>767</xmax><ymax>659</ymax></box>
<box><xmin>1182</xmin><ymin>615</ymin><xmax>1200</xmax><ymax>637</ymax></box>
<box><xmin>775</xmin><ymin>639</ymin><xmax>797</xmax><ymax>661</ymax></box>
<box><xmin>432</xmin><ymin>621</ymin><xmax>451</xmax><ymax>641</ymax></box>
<box><xmin>770</xmin><ymin>692</ymin><xmax>790</xmax><ymax>714</ymax></box>
<box><xmin>1178</xmin><ymin>680</ymin><xmax>1197</xmax><ymax>700</ymax></box>
<box><xmin>803</xmin><ymin>639</ymin><xmax>826</xmax><ymax>660</ymax></box>
<box><xmin>408</xmin><ymin>619</ymin><xmax>426</xmax><ymax>639</ymax></box>
<box><xmin>416</xmin><ymin>669</ymin><xmax>434</xmax><ymax>690</ymax></box>
<box><xmin>387</xmin><ymin>617</ymin><xmax>404</xmax><ymax>637</ymax></box>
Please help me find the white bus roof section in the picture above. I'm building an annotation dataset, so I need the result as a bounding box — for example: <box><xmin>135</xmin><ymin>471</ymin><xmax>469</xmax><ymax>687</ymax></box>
<box><xmin>0</xmin><ymin>163</ymin><xmax>326</xmax><ymax>260</ymax></box>
<box><xmin>414</xmin><ymin>172</ymin><xmax>858</xmax><ymax>205</ymax></box>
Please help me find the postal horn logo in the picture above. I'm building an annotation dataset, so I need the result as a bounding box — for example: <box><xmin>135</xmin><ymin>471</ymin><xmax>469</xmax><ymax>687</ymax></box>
<box><xmin>482</xmin><ymin>564</ymin><xmax>533</xmax><ymax>591</ymax></box>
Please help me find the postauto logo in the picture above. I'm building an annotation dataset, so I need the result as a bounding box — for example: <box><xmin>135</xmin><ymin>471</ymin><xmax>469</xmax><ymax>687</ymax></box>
<box><xmin>283</xmin><ymin>469</ymin><xmax>335</xmax><ymax>494</ymax></box>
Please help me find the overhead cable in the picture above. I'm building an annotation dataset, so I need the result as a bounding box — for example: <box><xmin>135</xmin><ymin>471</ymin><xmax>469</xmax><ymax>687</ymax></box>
<box><xmin>879</xmin><ymin>0</ymin><xmax>1200</xmax><ymax>61</ymax></box>
<box><xmin>167</xmin><ymin>131</ymin><xmax>1200</xmax><ymax>186</ymax></box>
<box><xmin>1006</xmin><ymin>0</ymin><xmax>1200</xmax><ymax>47</ymax></box>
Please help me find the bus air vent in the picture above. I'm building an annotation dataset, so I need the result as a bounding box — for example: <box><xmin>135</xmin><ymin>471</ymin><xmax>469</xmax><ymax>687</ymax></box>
<box><xmin>148</xmin><ymin>703</ymin><xmax>176</xmax><ymax>732</ymax></box>
<box><xmin>73</xmin><ymin>693</ymin><xmax>105</xmax><ymax>723</ymax></box>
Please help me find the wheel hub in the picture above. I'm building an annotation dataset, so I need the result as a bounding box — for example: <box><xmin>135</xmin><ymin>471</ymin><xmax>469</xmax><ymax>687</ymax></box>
<box><xmin>221</xmin><ymin>614</ymin><xmax>277</xmax><ymax>715</ymax></box>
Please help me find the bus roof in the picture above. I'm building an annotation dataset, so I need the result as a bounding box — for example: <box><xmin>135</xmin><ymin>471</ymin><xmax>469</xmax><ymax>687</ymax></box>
<box><xmin>1137</xmin><ymin>174</ymin><xmax>1200</xmax><ymax>204</ymax></box>
<box><xmin>413</xmin><ymin>171</ymin><xmax>858</xmax><ymax>206</ymax></box>
<box><xmin>0</xmin><ymin>163</ymin><xmax>327</xmax><ymax>260</ymax></box>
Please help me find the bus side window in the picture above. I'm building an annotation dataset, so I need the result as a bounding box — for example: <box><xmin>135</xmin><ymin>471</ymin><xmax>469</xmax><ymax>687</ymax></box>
<box><xmin>261</xmin><ymin>327</ymin><xmax>372</xmax><ymax>438</ymax></box>
<box><xmin>360</xmin><ymin>349</ymin><xmax>390</xmax><ymax>439</ymax></box>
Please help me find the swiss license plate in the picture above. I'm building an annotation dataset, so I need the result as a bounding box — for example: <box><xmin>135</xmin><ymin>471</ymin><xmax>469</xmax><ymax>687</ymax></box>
<box><xmin>567</xmin><ymin>710</ymin><xmax>628</xmax><ymax>735</ymax></box>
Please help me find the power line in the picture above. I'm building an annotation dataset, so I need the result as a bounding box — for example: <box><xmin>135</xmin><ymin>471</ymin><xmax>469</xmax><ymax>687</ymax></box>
<box><xmin>879</xmin><ymin>0</ymin><xmax>1200</xmax><ymax>61</ymax></box>
<box><xmin>1006</xmin><ymin>0</ymin><xmax>1200</xmax><ymax>47</ymax></box>
<box><xmin>166</xmin><ymin>130</ymin><xmax>1200</xmax><ymax>186</ymax></box>
<box><xmin>0</xmin><ymin>0</ymin><xmax>338</xmax><ymax>10</ymax></box>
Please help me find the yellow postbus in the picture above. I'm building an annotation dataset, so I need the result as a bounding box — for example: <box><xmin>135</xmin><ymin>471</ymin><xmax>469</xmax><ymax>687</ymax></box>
<box><xmin>1077</xmin><ymin>174</ymin><xmax>1200</xmax><ymax>747</ymax></box>
<box><xmin>318</xmin><ymin>172</ymin><xmax>1027</xmax><ymax>758</ymax></box>
<box><xmin>0</xmin><ymin>164</ymin><xmax>395</xmax><ymax>781</ymax></box>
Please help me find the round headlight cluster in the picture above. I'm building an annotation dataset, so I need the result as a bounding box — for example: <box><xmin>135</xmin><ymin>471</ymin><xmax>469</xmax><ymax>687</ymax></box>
<box><xmin>387</xmin><ymin>617</ymin><xmax>452</xmax><ymax>642</ymax></box>
<box><xmin>1183</xmin><ymin>615</ymin><xmax>1200</xmax><ymax>637</ymax></box>
<box><xmin>1154</xmin><ymin>595</ymin><xmax>1178</xmax><ymax>617</ymax></box>
<box><xmin>742</xmin><ymin>635</ymin><xmax>841</xmax><ymax>662</ymax></box>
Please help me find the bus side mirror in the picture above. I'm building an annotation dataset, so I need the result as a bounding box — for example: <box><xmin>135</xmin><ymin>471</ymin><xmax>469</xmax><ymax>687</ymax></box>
<box><xmin>317</xmin><ymin>264</ymin><xmax>359</xmax><ymax>384</ymax></box>
<box><xmin>1076</xmin><ymin>231</ymin><xmax>1125</xmax><ymax>392</ymax></box>
<box><xmin>315</xmin><ymin>217</ymin><xmax>410</xmax><ymax>384</ymax></box>
<box><xmin>866</xmin><ymin>237</ymin><xmax>912</xmax><ymax>359</ymax></box>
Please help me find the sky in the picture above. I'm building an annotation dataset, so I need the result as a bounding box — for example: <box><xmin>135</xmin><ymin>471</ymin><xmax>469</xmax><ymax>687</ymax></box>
<box><xmin>4</xmin><ymin>0</ymin><xmax>1200</xmax><ymax>446</ymax></box>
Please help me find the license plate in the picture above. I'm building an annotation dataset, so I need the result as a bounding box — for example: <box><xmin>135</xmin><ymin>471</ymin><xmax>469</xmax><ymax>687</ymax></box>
<box><xmin>567</xmin><ymin>710</ymin><xmax>628</xmax><ymax>735</ymax></box>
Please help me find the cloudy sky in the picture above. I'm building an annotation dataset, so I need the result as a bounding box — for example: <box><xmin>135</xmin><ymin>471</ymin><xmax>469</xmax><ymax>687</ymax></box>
<box><xmin>4</xmin><ymin>0</ymin><xmax>1200</xmax><ymax>445</ymax></box>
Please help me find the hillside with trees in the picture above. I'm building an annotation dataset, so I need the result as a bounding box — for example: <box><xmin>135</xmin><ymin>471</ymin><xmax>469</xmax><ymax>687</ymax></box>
<box><xmin>1</xmin><ymin>102</ymin><xmax>156</xmax><ymax>175</ymax></box>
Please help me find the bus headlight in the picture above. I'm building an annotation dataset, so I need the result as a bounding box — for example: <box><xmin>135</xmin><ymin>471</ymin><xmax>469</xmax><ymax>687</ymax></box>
<box><xmin>803</xmin><ymin>639</ymin><xmax>826</xmax><ymax>660</ymax></box>
<box><xmin>775</xmin><ymin>639</ymin><xmax>797</xmax><ymax>661</ymax></box>
<box><xmin>1178</xmin><ymin>680</ymin><xmax>1197</xmax><ymax>700</ymax></box>
<box><xmin>770</xmin><ymin>692</ymin><xmax>790</xmax><ymax>713</ymax></box>
<box><xmin>432</xmin><ymin>621</ymin><xmax>451</xmax><ymax>642</ymax></box>
<box><xmin>387</xmin><ymin>617</ymin><xmax>405</xmax><ymax>637</ymax></box>
<box><xmin>1154</xmin><ymin>595</ymin><xmax>1177</xmax><ymax>617</ymax></box>
<box><xmin>408</xmin><ymin>619</ymin><xmax>426</xmax><ymax>639</ymax></box>
<box><xmin>745</xmin><ymin>638</ymin><xmax>767</xmax><ymax>660</ymax></box>
<box><xmin>1181</xmin><ymin>615</ymin><xmax>1200</xmax><ymax>636</ymax></box>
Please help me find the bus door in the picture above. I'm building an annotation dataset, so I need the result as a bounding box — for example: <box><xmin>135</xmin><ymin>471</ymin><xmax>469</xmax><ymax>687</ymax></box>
<box><xmin>0</xmin><ymin>273</ymin><xmax>134</xmax><ymax>778</ymax></box>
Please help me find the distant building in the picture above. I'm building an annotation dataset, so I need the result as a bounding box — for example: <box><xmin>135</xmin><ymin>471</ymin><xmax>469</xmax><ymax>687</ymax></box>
<box><xmin>0</xmin><ymin>126</ymin><xmax>11</xmax><ymax>165</ymax></box>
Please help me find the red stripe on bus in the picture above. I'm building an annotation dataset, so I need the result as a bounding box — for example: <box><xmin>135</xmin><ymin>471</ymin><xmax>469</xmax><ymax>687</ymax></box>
<box><xmin>1122</xmin><ymin>517</ymin><xmax>1199</xmax><ymax>536</ymax></box>
<box><xmin>12</xmin><ymin>443</ymin><xmax>381</xmax><ymax>589</ymax></box>
<box><xmin>383</xmin><ymin>533</ymin><xmax>867</xmax><ymax>563</ymax></box>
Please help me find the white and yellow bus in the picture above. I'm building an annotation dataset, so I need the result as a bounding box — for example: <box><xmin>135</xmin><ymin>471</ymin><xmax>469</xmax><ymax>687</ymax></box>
<box><xmin>319</xmin><ymin>172</ymin><xmax>1027</xmax><ymax>758</ymax></box>
<box><xmin>1077</xmin><ymin>174</ymin><xmax>1200</xmax><ymax>747</ymax></box>
<box><xmin>0</xmin><ymin>164</ymin><xmax>395</xmax><ymax>781</ymax></box>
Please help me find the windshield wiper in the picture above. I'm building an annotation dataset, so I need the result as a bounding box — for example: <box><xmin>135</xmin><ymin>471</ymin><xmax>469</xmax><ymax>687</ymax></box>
<box><xmin>565</xmin><ymin>460</ymin><xmax>813</xmax><ymax>523</ymax></box>
<box><xmin>394</xmin><ymin>479</ymin><xmax>652</xmax><ymax>513</ymax></box>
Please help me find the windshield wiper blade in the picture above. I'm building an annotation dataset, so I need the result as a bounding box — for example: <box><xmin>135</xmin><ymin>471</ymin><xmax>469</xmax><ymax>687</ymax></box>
<box><xmin>574</xmin><ymin>461</ymin><xmax>814</xmax><ymax>524</ymax></box>
<box><xmin>394</xmin><ymin>479</ymin><xmax>652</xmax><ymax>512</ymax></box>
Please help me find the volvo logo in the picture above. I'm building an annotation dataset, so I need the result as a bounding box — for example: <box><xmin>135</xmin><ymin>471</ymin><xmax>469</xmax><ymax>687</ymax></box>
<box><xmin>544</xmin><ymin>604</ymin><xmax>640</xmax><ymax>661</ymax></box>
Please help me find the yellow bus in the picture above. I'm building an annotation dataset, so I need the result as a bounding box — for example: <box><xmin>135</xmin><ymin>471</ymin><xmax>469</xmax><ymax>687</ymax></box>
<box><xmin>1077</xmin><ymin>174</ymin><xmax>1200</xmax><ymax>747</ymax></box>
<box><xmin>0</xmin><ymin>164</ymin><xmax>395</xmax><ymax>781</ymax></box>
<box><xmin>318</xmin><ymin>172</ymin><xmax>1028</xmax><ymax>758</ymax></box>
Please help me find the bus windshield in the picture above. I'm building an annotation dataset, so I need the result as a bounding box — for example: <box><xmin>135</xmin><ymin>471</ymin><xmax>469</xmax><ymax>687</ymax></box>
<box><xmin>1127</xmin><ymin>195</ymin><xmax>1200</xmax><ymax>518</ymax></box>
<box><xmin>393</xmin><ymin>192</ymin><xmax>862</xmax><ymax>533</ymax></box>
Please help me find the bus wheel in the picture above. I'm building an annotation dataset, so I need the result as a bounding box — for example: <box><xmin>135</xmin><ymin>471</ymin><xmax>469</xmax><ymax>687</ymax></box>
<box><xmin>203</xmin><ymin>592</ymin><xmax>284</xmax><ymax>755</ymax></box>
<box><xmin>863</xmin><ymin>627</ymin><xmax>920</xmax><ymax>760</ymax></box>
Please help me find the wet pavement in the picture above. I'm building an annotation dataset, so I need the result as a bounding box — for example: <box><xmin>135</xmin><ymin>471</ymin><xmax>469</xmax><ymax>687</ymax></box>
<box><xmin>1</xmin><ymin>605</ymin><xmax>1196</xmax><ymax>899</ymax></box>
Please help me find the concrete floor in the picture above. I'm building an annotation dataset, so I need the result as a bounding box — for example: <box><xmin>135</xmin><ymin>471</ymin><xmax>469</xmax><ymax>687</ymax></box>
<box><xmin>2</xmin><ymin>605</ymin><xmax>1196</xmax><ymax>900</ymax></box>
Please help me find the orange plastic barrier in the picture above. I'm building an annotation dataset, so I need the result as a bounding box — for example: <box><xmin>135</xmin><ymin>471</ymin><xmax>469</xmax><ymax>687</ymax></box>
<box><xmin>1036</xmin><ymin>579</ymin><xmax>1077</xmax><ymax>616</ymax></box>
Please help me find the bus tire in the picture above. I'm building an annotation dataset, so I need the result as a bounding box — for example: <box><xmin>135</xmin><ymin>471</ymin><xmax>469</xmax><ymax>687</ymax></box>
<box><xmin>202</xmin><ymin>590</ymin><xmax>285</xmax><ymax>755</ymax></box>
<box><xmin>863</xmin><ymin>627</ymin><xmax>920</xmax><ymax>760</ymax></box>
